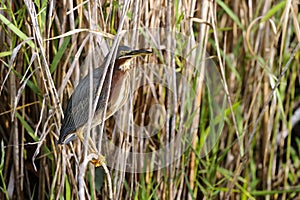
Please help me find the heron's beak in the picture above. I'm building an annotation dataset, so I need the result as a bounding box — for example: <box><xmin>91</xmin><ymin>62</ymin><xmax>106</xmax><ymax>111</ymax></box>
<box><xmin>120</xmin><ymin>49</ymin><xmax>152</xmax><ymax>59</ymax></box>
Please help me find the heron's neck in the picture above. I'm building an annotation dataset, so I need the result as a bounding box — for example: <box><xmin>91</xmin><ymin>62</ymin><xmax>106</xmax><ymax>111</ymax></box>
<box><xmin>116</xmin><ymin>58</ymin><xmax>133</xmax><ymax>71</ymax></box>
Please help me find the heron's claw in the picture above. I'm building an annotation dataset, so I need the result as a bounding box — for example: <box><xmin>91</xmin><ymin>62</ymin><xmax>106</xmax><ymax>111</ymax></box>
<box><xmin>91</xmin><ymin>154</ymin><xmax>106</xmax><ymax>167</ymax></box>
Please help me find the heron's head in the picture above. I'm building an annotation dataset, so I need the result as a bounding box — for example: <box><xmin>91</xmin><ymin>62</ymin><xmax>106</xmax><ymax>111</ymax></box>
<box><xmin>114</xmin><ymin>46</ymin><xmax>152</xmax><ymax>71</ymax></box>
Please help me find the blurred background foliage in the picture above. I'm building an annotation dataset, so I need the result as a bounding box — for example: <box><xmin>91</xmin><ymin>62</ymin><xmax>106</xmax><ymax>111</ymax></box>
<box><xmin>0</xmin><ymin>0</ymin><xmax>300</xmax><ymax>199</ymax></box>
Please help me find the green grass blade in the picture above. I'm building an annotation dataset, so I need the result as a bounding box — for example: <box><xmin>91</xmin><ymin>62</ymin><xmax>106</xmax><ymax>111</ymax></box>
<box><xmin>0</xmin><ymin>13</ymin><xmax>35</xmax><ymax>48</ymax></box>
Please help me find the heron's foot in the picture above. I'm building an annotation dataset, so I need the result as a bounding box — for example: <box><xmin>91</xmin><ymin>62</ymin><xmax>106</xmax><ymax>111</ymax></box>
<box><xmin>90</xmin><ymin>154</ymin><xmax>106</xmax><ymax>167</ymax></box>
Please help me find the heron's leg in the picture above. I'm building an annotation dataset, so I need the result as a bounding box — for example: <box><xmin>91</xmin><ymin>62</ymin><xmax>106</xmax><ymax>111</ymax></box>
<box><xmin>77</xmin><ymin>129</ymin><xmax>106</xmax><ymax>167</ymax></box>
<box><xmin>88</xmin><ymin>137</ymin><xmax>106</xmax><ymax>167</ymax></box>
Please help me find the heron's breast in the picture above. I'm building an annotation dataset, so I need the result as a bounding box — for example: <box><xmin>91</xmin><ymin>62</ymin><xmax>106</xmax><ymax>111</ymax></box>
<box><xmin>108</xmin><ymin>71</ymin><xmax>130</xmax><ymax>114</ymax></box>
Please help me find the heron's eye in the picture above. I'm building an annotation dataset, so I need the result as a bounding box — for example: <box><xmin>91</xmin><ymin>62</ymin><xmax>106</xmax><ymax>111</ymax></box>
<box><xmin>119</xmin><ymin>50</ymin><xmax>126</xmax><ymax>55</ymax></box>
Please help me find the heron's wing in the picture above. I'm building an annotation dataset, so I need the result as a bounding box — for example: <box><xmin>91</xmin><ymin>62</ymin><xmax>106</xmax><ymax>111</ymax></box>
<box><xmin>59</xmin><ymin>67</ymin><xmax>110</xmax><ymax>140</ymax></box>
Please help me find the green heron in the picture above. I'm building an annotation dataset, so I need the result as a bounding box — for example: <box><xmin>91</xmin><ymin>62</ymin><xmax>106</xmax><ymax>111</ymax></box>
<box><xmin>58</xmin><ymin>46</ymin><xmax>152</xmax><ymax>146</ymax></box>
